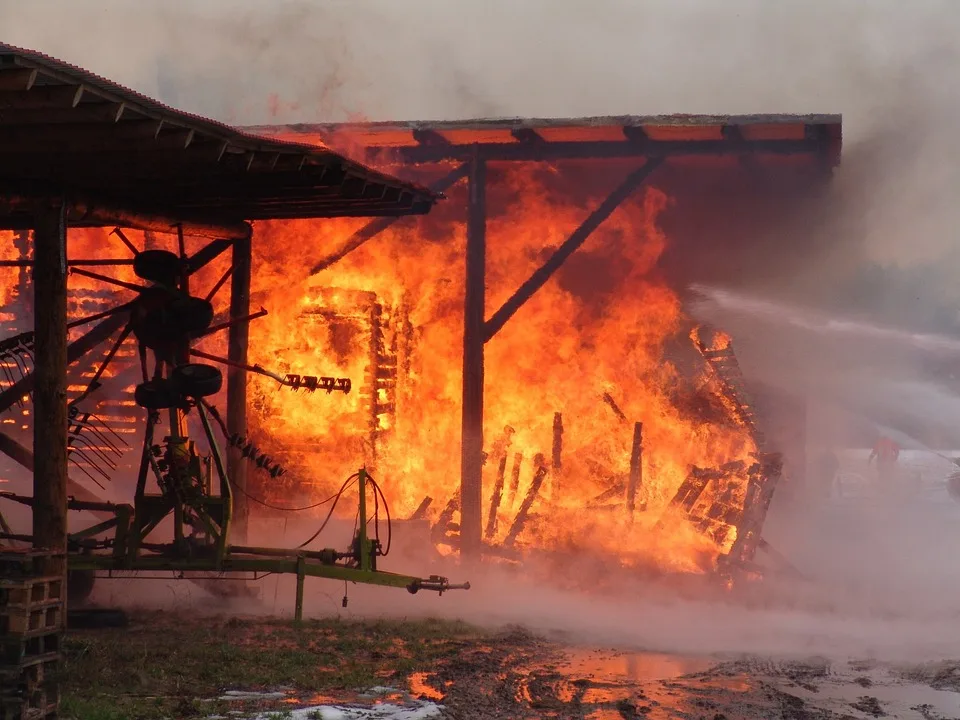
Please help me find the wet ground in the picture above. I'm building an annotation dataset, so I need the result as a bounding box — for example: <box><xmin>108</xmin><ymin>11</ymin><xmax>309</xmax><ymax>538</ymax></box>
<box><xmin>207</xmin><ymin>643</ymin><xmax>960</xmax><ymax>719</ymax></box>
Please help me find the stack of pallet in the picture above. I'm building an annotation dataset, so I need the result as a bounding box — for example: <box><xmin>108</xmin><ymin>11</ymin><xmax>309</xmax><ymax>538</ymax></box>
<box><xmin>0</xmin><ymin>549</ymin><xmax>63</xmax><ymax>720</ymax></box>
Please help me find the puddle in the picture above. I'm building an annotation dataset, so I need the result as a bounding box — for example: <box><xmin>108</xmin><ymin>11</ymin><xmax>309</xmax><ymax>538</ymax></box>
<box><xmin>559</xmin><ymin>648</ymin><xmax>714</xmax><ymax>683</ymax></box>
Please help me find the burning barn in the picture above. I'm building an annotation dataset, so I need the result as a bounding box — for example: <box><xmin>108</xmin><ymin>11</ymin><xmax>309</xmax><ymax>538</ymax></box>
<box><xmin>0</xmin><ymin>40</ymin><xmax>840</xmax><ymax>619</ymax></box>
<box><xmin>236</xmin><ymin>115</ymin><xmax>839</xmax><ymax>577</ymax></box>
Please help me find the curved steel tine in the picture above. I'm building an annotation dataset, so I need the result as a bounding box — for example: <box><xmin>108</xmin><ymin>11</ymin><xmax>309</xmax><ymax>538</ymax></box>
<box><xmin>75</xmin><ymin>416</ymin><xmax>125</xmax><ymax>456</ymax></box>
<box><xmin>87</xmin><ymin>412</ymin><xmax>127</xmax><ymax>449</ymax></box>
<box><xmin>69</xmin><ymin>447</ymin><xmax>112</xmax><ymax>484</ymax></box>
<box><xmin>67</xmin><ymin>451</ymin><xmax>107</xmax><ymax>489</ymax></box>
<box><xmin>70</xmin><ymin>434</ymin><xmax>119</xmax><ymax>471</ymax></box>
<box><xmin>9</xmin><ymin>353</ymin><xmax>30</xmax><ymax>383</ymax></box>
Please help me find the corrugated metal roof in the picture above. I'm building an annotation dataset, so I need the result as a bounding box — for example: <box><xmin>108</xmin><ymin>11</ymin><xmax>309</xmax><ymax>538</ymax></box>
<box><xmin>0</xmin><ymin>43</ymin><xmax>439</xmax><ymax>229</ymax></box>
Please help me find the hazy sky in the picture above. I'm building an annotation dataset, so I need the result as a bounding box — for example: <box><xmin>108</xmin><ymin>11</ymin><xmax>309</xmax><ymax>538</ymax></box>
<box><xmin>1</xmin><ymin>0</ymin><xmax>957</xmax><ymax>132</ymax></box>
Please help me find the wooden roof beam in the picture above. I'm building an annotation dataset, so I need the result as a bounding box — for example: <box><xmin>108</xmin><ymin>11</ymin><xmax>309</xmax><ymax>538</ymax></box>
<box><xmin>0</xmin><ymin>67</ymin><xmax>38</xmax><ymax>91</ymax></box>
<box><xmin>511</xmin><ymin>128</ymin><xmax>545</xmax><ymax>144</ymax></box>
<box><xmin>0</xmin><ymin>83</ymin><xmax>83</xmax><ymax>110</ymax></box>
<box><xmin>0</xmin><ymin>125</ymin><xmax>196</xmax><ymax>153</ymax></box>
<box><xmin>0</xmin><ymin>101</ymin><xmax>126</xmax><ymax>125</ymax></box>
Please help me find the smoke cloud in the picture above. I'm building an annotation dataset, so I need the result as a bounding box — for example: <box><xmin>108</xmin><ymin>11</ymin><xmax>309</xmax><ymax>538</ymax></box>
<box><xmin>6</xmin><ymin>0</ymin><xmax>960</xmax><ymax>661</ymax></box>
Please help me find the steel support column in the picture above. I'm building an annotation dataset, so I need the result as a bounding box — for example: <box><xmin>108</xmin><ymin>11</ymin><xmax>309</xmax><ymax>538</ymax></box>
<box><xmin>32</xmin><ymin>199</ymin><xmax>68</xmax><ymax>569</ymax></box>
<box><xmin>227</xmin><ymin>229</ymin><xmax>252</xmax><ymax>542</ymax></box>
<box><xmin>459</xmin><ymin>149</ymin><xmax>486</xmax><ymax>559</ymax></box>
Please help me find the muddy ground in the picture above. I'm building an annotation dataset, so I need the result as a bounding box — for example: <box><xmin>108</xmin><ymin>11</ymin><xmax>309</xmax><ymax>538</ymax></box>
<box><xmin>60</xmin><ymin>611</ymin><xmax>960</xmax><ymax>720</ymax></box>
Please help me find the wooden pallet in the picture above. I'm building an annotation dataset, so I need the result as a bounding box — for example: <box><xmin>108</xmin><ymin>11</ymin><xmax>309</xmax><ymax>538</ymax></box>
<box><xmin>0</xmin><ymin>688</ymin><xmax>58</xmax><ymax>720</ymax></box>
<box><xmin>0</xmin><ymin>629</ymin><xmax>60</xmax><ymax>668</ymax></box>
<box><xmin>0</xmin><ymin>551</ymin><xmax>62</xmax><ymax>582</ymax></box>
<box><xmin>0</xmin><ymin>656</ymin><xmax>59</xmax><ymax>689</ymax></box>
<box><xmin>0</xmin><ymin>578</ymin><xmax>63</xmax><ymax>609</ymax></box>
<box><xmin>0</xmin><ymin>602</ymin><xmax>62</xmax><ymax>635</ymax></box>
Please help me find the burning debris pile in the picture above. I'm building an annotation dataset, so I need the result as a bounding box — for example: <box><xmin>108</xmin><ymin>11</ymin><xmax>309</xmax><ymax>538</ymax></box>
<box><xmin>0</xmin><ymin>163</ymin><xmax>785</xmax><ymax>583</ymax></box>
<box><xmin>233</xmin><ymin>164</ymin><xmax>778</xmax><ymax>578</ymax></box>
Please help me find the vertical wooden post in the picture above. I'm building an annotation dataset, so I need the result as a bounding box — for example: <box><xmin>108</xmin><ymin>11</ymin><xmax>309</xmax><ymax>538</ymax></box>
<box><xmin>627</xmin><ymin>422</ymin><xmax>643</xmax><ymax>516</ymax></box>
<box><xmin>552</xmin><ymin>412</ymin><xmax>563</xmax><ymax>494</ymax></box>
<box><xmin>460</xmin><ymin>147</ymin><xmax>486</xmax><ymax>559</ymax></box>
<box><xmin>32</xmin><ymin>200</ymin><xmax>69</xmax><ymax>571</ymax></box>
<box><xmin>227</xmin><ymin>230</ymin><xmax>252</xmax><ymax>543</ymax></box>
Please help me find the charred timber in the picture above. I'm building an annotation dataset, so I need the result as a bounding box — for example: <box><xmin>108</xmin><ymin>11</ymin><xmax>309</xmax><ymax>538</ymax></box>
<box><xmin>504</xmin><ymin>454</ymin><xmax>548</xmax><ymax>548</ymax></box>
<box><xmin>408</xmin><ymin>497</ymin><xmax>433</xmax><ymax>521</ymax></box>
<box><xmin>602</xmin><ymin>392</ymin><xmax>628</xmax><ymax>423</ymax></box>
<box><xmin>552</xmin><ymin>412</ymin><xmax>563</xmax><ymax>488</ymax></box>
<box><xmin>460</xmin><ymin>150</ymin><xmax>486</xmax><ymax>558</ymax></box>
<box><xmin>309</xmin><ymin>163</ymin><xmax>469</xmax><ymax>275</ymax></box>
<box><xmin>431</xmin><ymin>490</ymin><xmax>460</xmax><ymax>544</ymax></box>
<box><xmin>507</xmin><ymin>451</ymin><xmax>523</xmax><ymax>508</ymax></box>
<box><xmin>626</xmin><ymin>422</ymin><xmax>643</xmax><ymax>515</ymax></box>
<box><xmin>484</xmin><ymin>428</ymin><xmax>514</xmax><ymax>540</ymax></box>
<box><xmin>483</xmin><ymin>157</ymin><xmax>663</xmax><ymax>342</ymax></box>
<box><xmin>226</xmin><ymin>229</ymin><xmax>253</xmax><ymax>542</ymax></box>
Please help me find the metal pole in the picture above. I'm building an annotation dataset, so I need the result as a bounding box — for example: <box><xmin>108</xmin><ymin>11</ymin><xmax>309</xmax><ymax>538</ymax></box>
<box><xmin>460</xmin><ymin>147</ymin><xmax>486</xmax><ymax>559</ymax></box>
<box><xmin>227</xmin><ymin>228</ymin><xmax>252</xmax><ymax>543</ymax></box>
<box><xmin>32</xmin><ymin>199</ymin><xmax>68</xmax><ymax>573</ymax></box>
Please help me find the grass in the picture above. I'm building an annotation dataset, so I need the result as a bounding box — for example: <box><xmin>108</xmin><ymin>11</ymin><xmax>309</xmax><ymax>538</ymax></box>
<box><xmin>59</xmin><ymin>611</ymin><xmax>485</xmax><ymax>720</ymax></box>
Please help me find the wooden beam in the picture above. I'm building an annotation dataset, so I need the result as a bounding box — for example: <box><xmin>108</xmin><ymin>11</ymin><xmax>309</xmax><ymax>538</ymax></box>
<box><xmin>307</xmin><ymin>161</ymin><xmax>459</xmax><ymax>273</ymax></box>
<box><xmin>0</xmin><ymin>120</ymin><xmax>196</xmax><ymax>153</ymax></box>
<box><xmin>67</xmin><ymin>200</ymin><xmax>252</xmax><ymax>240</ymax></box>
<box><xmin>460</xmin><ymin>149</ymin><xmax>486</xmax><ymax>560</ymax></box>
<box><xmin>0</xmin><ymin>312</ymin><xmax>127</xmax><ymax>416</ymax></box>
<box><xmin>226</xmin><ymin>229</ymin><xmax>252</xmax><ymax>543</ymax></box>
<box><xmin>32</xmin><ymin>198</ymin><xmax>69</xmax><ymax>566</ymax></box>
<box><xmin>0</xmin><ymin>67</ymin><xmax>38</xmax><ymax>92</ymax></box>
<box><xmin>0</xmin><ymin>101</ymin><xmax>126</xmax><ymax>125</ymax></box>
<box><xmin>483</xmin><ymin>157</ymin><xmax>663</xmax><ymax>342</ymax></box>
<box><xmin>0</xmin><ymin>83</ymin><xmax>83</xmax><ymax>110</ymax></box>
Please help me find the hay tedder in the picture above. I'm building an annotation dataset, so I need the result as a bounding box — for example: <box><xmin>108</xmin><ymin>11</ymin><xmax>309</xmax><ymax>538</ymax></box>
<box><xmin>0</xmin><ymin>231</ymin><xmax>468</xmax><ymax>615</ymax></box>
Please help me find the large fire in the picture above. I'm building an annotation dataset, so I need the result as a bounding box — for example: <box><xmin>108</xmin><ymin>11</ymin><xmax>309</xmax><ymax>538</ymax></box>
<box><xmin>0</xmin><ymin>160</ymin><xmax>758</xmax><ymax>577</ymax></box>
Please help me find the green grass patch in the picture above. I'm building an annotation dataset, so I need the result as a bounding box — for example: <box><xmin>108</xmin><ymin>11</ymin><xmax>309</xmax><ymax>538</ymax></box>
<box><xmin>60</xmin><ymin>611</ymin><xmax>484</xmax><ymax>720</ymax></box>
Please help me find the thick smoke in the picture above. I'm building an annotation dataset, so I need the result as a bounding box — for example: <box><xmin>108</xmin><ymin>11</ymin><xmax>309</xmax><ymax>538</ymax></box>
<box><xmin>6</xmin><ymin>0</ymin><xmax>960</xmax><ymax>660</ymax></box>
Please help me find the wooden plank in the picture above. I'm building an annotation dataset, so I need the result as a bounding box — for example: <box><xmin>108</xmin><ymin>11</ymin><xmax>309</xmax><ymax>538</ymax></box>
<box><xmin>31</xmin><ymin>200</ymin><xmax>68</xmax><ymax>575</ymax></box>
<box><xmin>0</xmin><ymin>101</ymin><xmax>126</xmax><ymax>125</ymax></box>
<box><xmin>0</xmin><ymin>84</ymin><xmax>83</xmax><ymax>110</ymax></box>
<box><xmin>0</xmin><ymin>68</ymin><xmax>37</xmax><ymax>92</ymax></box>
<box><xmin>460</xmin><ymin>151</ymin><xmax>486</xmax><ymax>559</ymax></box>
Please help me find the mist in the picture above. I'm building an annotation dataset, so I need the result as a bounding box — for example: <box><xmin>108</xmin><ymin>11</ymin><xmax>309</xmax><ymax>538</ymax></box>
<box><xmin>5</xmin><ymin>0</ymin><xmax>960</xmax><ymax>662</ymax></box>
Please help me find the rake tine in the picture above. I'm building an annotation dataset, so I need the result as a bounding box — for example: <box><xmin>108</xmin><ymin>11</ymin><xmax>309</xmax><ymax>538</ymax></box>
<box><xmin>69</xmin><ymin>409</ymin><xmax>125</xmax><ymax>454</ymax></box>
<box><xmin>77</xmin><ymin>416</ymin><xmax>125</xmax><ymax>455</ymax></box>
<box><xmin>67</xmin><ymin>452</ymin><xmax>107</xmax><ymax>489</ymax></box>
<box><xmin>70</xmin><ymin>434</ymin><xmax>119</xmax><ymax>471</ymax></box>
<box><xmin>69</xmin><ymin>447</ymin><xmax>112</xmax><ymax>485</ymax></box>
<box><xmin>87</xmin><ymin>412</ymin><xmax>127</xmax><ymax>449</ymax></box>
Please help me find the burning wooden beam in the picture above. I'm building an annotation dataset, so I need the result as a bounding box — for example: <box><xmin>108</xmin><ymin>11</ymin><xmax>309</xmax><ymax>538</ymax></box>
<box><xmin>460</xmin><ymin>150</ymin><xmax>487</xmax><ymax>559</ymax></box>
<box><xmin>626</xmin><ymin>421</ymin><xmax>643</xmax><ymax>515</ymax></box>
<box><xmin>484</xmin><ymin>427</ymin><xmax>514</xmax><ymax>540</ymax></box>
<box><xmin>552</xmin><ymin>412</ymin><xmax>563</xmax><ymax>492</ymax></box>
<box><xmin>482</xmin><ymin>157</ymin><xmax>663</xmax><ymax>343</ymax></box>
<box><xmin>408</xmin><ymin>497</ymin><xmax>433</xmax><ymax>521</ymax></box>
<box><xmin>507</xmin><ymin>451</ymin><xmax>523</xmax><ymax>508</ymax></box>
<box><xmin>308</xmin><ymin>163</ymin><xmax>469</xmax><ymax>275</ymax></box>
<box><xmin>504</xmin><ymin>454</ymin><xmax>548</xmax><ymax>547</ymax></box>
